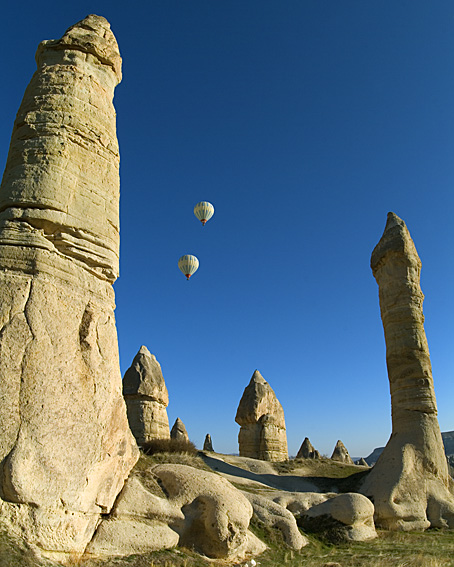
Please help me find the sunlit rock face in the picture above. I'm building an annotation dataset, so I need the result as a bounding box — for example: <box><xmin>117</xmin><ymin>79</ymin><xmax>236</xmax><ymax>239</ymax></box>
<box><xmin>123</xmin><ymin>346</ymin><xmax>170</xmax><ymax>445</ymax></box>
<box><xmin>235</xmin><ymin>370</ymin><xmax>288</xmax><ymax>462</ymax></box>
<box><xmin>331</xmin><ymin>440</ymin><xmax>353</xmax><ymax>464</ymax></box>
<box><xmin>0</xmin><ymin>15</ymin><xmax>138</xmax><ymax>553</ymax></box>
<box><xmin>297</xmin><ymin>437</ymin><xmax>320</xmax><ymax>459</ymax></box>
<box><xmin>171</xmin><ymin>418</ymin><xmax>189</xmax><ymax>442</ymax></box>
<box><xmin>361</xmin><ymin>212</ymin><xmax>454</xmax><ymax>530</ymax></box>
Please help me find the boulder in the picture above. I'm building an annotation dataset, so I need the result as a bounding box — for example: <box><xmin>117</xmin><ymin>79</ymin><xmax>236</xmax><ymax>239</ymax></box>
<box><xmin>0</xmin><ymin>15</ymin><xmax>138</xmax><ymax>553</ymax></box>
<box><xmin>298</xmin><ymin>493</ymin><xmax>377</xmax><ymax>542</ymax></box>
<box><xmin>123</xmin><ymin>346</ymin><xmax>170</xmax><ymax>444</ymax></box>
<box><xmin>361</xmin><ymin>212</ymin><xmax>454</xmax><ymax>530</ymax></box>
<box><xmin>235</xmin><ymin>370</ymin><xmax>288</xmax><ymax>461</ymax></box>
<box><xmin>203</xmin><ymin>434</ymin><xmax>214</xmax><ymax>452</ymax></box>
<box><xmin>170</xmin><ymin>418</ymin><xmax>189</xmax><ymax>442</ymax></box>
<box><xmin>242</xmin><ymin>492</ymin><xmax>308</xmax><ymax>550</ymax></box>
<box><xmin>297</xmin><ymin>437</ymin><xmax>320</xmax><ymax>459</ymax></box>
<box><xmin>331</xmin><ymin>440</ymin><xmax>353</xmax><ymax>464</ymax></box>
<box><xmin>355</xmin><ymin>458</ymin><xmax>369</xmax><ymax>467</ymax></box>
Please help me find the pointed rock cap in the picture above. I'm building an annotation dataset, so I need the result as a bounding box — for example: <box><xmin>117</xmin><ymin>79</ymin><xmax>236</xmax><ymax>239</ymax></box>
<box><xmin>171</xmin><ymin>417</ymin><xmax>189</xmax><ymax>441</ymax></box>
<box><xmin>36</xmin><ymin>14</ymin><xmax>122</xmax><ymax>82</ymax></box>
<box><xmin>123</xmin><ymin>346</ymin><xmax>168</xmax><ymax>405</ymax></box>
<box><xmin>297</xmin><ymin>437</ymin><xmax>315</xmax><ymax>459</ymax></box>
<box><xmin>331</xmin><ymin>440</ymin><xmax>353</xmax><ymax>464</ymax></box>
<box><xmin>203</xmin><ymin>434</ymin><xmax>214</xmax><ymax>452</ymax></box>
<box><xmin>356</xmin><ymin>457</ymin><xmax>369</xmax><ymax>467</ymax></box>
<box><xmin>371</xmin><ymin>212</ymin><xmax>420</xmax><ymax>275</ymax></box>
<box><xmin>235</xmin><ymin>370</ymin><xmax>285</xmax><ymax>426</ymax></box>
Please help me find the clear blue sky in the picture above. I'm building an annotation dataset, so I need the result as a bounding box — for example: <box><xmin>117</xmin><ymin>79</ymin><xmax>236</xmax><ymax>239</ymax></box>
<box><xmin>1</xmin><ymin>1</ymin><xmax>453</xmax><ymax>458</ymax></box>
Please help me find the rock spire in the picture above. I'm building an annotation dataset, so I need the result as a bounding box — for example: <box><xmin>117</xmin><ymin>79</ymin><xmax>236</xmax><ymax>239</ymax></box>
<box><xmin>331</xmin><ymin>440</ymin><xmax>353</xmax><ymax>464</ymax></box>
<box><xmin>297</xmin><ymin>437</ymin><xmax>320</xmax><ymax>459</ymax></box>
<box><xmin>361</xmin><ymin>212</ymin><xmax>454</xmax><ymax>530</ymax></box>
<box><xmin>171</xmin><ymin>418</ymin><xmax>189</xmax><ymax>442</ymax></box>
<box><xmin>235</xmin><ymin>370</ymin><xmax>288</xmax><ymax>461</ymax></box>
<box><xmin>0</xmin><ymin>15</ymin><xmax>138</xmax><ymax>553</ymax></box>
<box><xmin>203</xmin><ymin>434</ymin><xmax>214</xmax><ymax>452</ymax></box>
<box><xmin>123</xmin><ymin>346</ymin><xmax>170</xmax><ymax>444</ymax></box>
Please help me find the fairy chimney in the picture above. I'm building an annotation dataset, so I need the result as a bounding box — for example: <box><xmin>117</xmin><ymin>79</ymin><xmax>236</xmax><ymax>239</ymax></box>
<box><xmin>331</xmin><ymin>440</ymin><xmax>353</xmax><ymax>464</ymax></box>
<box><xmin>235</xmin><ymin>370</ymin><xmax>288</xmax><ymax>461</ymax></box>
<box><xmin>123</xmin><ymin>346</ymin><xmax>170</xmax><ymax>444</ymax></box>
<box><xmin>361</xmin><ymin>212</ymin><xmax>454</xmax><ymax>530</ymax></box>
<box><xmin>0</xmin><ymin>15</ymin><xmax>138</xmax><ymax>553</ymax></box>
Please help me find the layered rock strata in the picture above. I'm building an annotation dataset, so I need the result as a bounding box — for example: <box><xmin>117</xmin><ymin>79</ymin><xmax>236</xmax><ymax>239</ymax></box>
<box><xmin>171</xmin><ymin>418</ymin><xmax>189</xmax><ymax>442</ymax></box>
<box><xmin>361</xmin><ymin>212</ymin><xmax>454</xmax><ymax>530</ymax></box>
<box><xmin>0</xmin><ymin>15</ymin><xmax>138</xmax><ymax>553</ymax></box>
<box><xmin>331</xmin><ymin>440</ymin><xmax>353</xmax><ymax>464</ymax></box>
<box><xmin>123</xmin><ymin>346</ymin><xmax>170</xmax><ymax>445</ymax></box>
<box><xmin>235</xmin><ymin>370</ymin><xmax>288</xmax><ymax>461</ymax></box>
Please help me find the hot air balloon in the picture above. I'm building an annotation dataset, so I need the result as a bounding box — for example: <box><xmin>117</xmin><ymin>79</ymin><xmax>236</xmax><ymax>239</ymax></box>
<box><xmin>194</xmin><ymin>201</ymin><xmax>214</xmax><ymax>225</ymax></box>
<box><xmin>178</xmin><ymin>255</ymin><xmax>199</xmax><ymax>280</ymax></box>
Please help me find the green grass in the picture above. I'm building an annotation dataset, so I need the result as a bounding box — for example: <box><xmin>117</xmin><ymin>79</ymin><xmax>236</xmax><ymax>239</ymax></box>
<box><xmin>3</xmin><ymin>524</ymin><xmax>454</xmax><ymax>567</ymax></box>
<box><xmin>1</xmin><ymin>454</ymin><xmax>453</xmax><ymax>567</ymax></box>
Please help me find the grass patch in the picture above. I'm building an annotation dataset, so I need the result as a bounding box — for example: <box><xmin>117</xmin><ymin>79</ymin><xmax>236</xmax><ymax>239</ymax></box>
<box><xmin>142</xmin><ymin>438</ymin><xmax>198</xmax><ymax>456</ymax></box>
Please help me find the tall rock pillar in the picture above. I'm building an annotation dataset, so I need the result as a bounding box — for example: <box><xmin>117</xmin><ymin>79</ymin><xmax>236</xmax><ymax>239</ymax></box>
<box><xmin>235</xmin><ymin>370</ymin><xmax>288</xmax><ymax>461</ymax></box>
<box><xmin>361</xmin><ymin>212</ymin><xmax>454</xmax><ymax>530</ymax></box>
<box><xmin>0</xmin><ymin>15</ymin><xmax>139</xmax><ymax>553</ymax></box>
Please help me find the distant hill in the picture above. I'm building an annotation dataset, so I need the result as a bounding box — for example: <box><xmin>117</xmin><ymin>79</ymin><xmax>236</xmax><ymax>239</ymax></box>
<box><xmin>365</xmin><ymin>431</ymin><xmax>454</xmax><ymax>465</ymax></box>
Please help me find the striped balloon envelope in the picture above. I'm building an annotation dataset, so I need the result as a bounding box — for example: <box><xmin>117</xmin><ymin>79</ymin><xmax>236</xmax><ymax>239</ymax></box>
<box><xmin>178</xmin><ymin>255</ymin><xmax>199</xmax><ymax>280</ymax></box>
<box><xmin>194</xmin><ymin>201</ymin><xmax>214</xmax><ymax>225</ymax></box>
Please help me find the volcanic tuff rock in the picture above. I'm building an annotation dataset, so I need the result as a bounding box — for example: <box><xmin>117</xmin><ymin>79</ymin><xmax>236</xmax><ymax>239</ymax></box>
<box><xmin>123</xmin><ymin>346</ymin><xmax>170</xmax><ymax>444</ymax></box>
<box><xmin>331</xmin><ymin>440</ymin><xmax>353</xmax><ymax>464</ymax></box>
<box><xmin>0</xmin><ymin>15</ymin><xmax>138</xmax><ymax>553</ymax></box>
<box><xmin>203</xmin><ymin>434</ymin><xmax>214</xmax><ymax>452</ymax></box>
<box><xmin>235</xmin><ymin>370</ymin><xmax>288</xmax><ymax>462</ymax></box>
<box><xmin>88</xmin><ymin>463</ymin><xmax>266</xmax><ymax>560</ymax></box>
<box><xmin>171</xmin><ymin>418</ymin><xmax>189</xmax><ymax>442</ymax></box>
<box><xmin>299</xmin><ymin>493</ymin><xmax>377</xmax><ymax>542</ymax></box>
<box><xmin>360</xmin><ymin>212</ymin><xmax>454</xmax><ymax>530</ymax></box>
<box><xmin>297</xmin><ymin>437</ymin><xmax>320</xmax><ymax>459</ymax></box>
<box><xmin>365</xmin><ymin>431</ymin><xmax>454</xmax><ymax>466</ymax></box>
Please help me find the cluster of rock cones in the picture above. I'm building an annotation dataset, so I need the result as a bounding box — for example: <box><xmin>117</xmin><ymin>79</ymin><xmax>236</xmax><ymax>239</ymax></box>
<box><xmin>0</xmin><ymin>13</ymin><xmax>452</xmax><ymax>565</ymax></box>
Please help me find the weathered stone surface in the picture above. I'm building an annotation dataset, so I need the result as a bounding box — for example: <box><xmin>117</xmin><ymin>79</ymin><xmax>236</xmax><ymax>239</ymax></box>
<box><xmin>355</xmin><ymin>458</ymin><xmax>369</xmax><ymax>467</ymax></box>
<box><xmin>123</xmin><ymin>346</ymin><xmax>170</xmax><ymax>445</ymax></box>
<box><xmin>272</xmin><ymin>491</ymin><xmax>336</xmax><ymax>515</ymax></box>
<box><xmin>331</xmin><ymin>440</ymin><xmax>353</xmax><ymax>464</ymax></box>
<box><xmin>235</xmin><ymin>370</ymin><xmax>288</xmax><ymax>462</ymax></box>
<box><xmin>203</xmin><ymin>434</ymin><xmax>214</xmax><ymax>452</ymax></box>
<box><xmin>170</xmin><ymin>418</ymin><xmax>189</xmax><ymax>442</ymax></box>
<box><xmin>361</xmin><ymin>212</ymin><xmax>454</xmax><ymax>530</ymax></box>
<box><xmin>299</xmin><ymin>493</ymin><xmax>377</xmax><ymax>542</ymax></box>
<box><xmin>297</xmin><ymin>437</ymin><xmax>320</xmax><ymax>459</ymax></box>
<box><xmin>152</xmin><ymin>464</ymin><xmax>266</xmax><ymax>559</ymax></box>
<box><xmin>0</xmin><ymin>15</ymin><xmax>138</xmax><ymax>553</ymax></box>
<box><xmin>243</xmin><ymin>492</ymin><xmax>308</xmax><ymax>550</ymax></box>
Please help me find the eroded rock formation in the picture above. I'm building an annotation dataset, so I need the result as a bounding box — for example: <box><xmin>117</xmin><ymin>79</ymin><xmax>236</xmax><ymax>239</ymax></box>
<box><xmin>297</xmin><ymin>437</ymin><xmax>320</xmax><ymax>459</ymax></box>
<box><xmin>171</xmin><ymin>418</ymin><xmax>189</xmax><ymax>442</ymax></box>
<box><xmin>331</xmin><ymin>440</ymin><xmax>353</xmax><ymax>464</ymax></box>
<box><xmin>298</xmin><ymin>493</ymin><xmax>377</xmax><ymax>542</ymax></box>
<box><xmin>235</xmin><ymin>370</ymin><xmax>288</xmax><ymax>462</ymax></box>
<box><xmin>88</xmin><ymin>463</ymin><xmax>266</xmax><ymax>560</ymax></box>
<box><xmin>203</xmin><ymin>434</ymin><xmax>214</xmax><ymax>452</ymax></box>
<box><xmin>0</xmin><ymin>15</ymin><xmax>138</xmax><ymax>553</ymax></box>
<box><xmin>123</xmin><ymin>346</ymin><xmax>170</xmax><ymax>445</ymax></box>
<box><xmin>361</xmin><ymin>212</ymin><xmax>454</xmax><ymax>530</ymax></box>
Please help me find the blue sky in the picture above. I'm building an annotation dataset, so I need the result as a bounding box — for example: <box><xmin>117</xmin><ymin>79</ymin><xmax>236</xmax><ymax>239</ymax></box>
<box><xmin>1</xmin><ymin>1</ymin><xmax>453</xmax><ymax>458</ymax></box>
